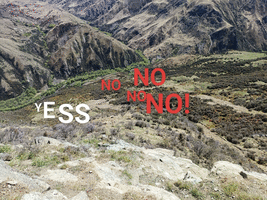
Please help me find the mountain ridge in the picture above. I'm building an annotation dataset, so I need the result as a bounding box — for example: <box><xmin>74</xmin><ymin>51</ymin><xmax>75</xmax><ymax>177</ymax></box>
<box><xmin>44</xmin><ymin>0</ymin><xmax>267</xmax><ymax>61</ymax></box>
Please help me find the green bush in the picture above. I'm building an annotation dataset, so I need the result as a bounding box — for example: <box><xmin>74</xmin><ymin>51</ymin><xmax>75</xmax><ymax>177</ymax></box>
<box><xmin>0</xmin><ymin>145</ymin><xmax>11</xmax><ymax>153</ymax></box>
<box><xmin>23</xmin><ymin>32</ymin><xmax>31</xmax><ymax>37</ymax></box>
<box><xmin>210</xmin><ymin>192</ymin><xmax>222</xmax><ymax>200</ymax></box>
<box><xmin>223</xmin><ymin>183</ymin><xmax>238</xmax><ymax>197</ymax></box>
<box><xmin>26</xmin><ymin>87</ymin><xmax>37</xmax><ymax>96</ymax></box>
<box><xmin>190</xmin><ymin>188</ymin><xmax>204</xmax><ymax>199</ymax></box>
<box><xmin>48</xmin><ymin>24</ymin><xmax>56</xmax><ymax>28</ymax></box>
<box><xmin>32</xmin><ymin>158</ymin><xmax>47</xmax><ymax>167</ymax></box>
<box><xmin>174</xmin><ymin>180</ymin><xmax>191</xmax><ymax>190</ymax></box>
<box><xmin>122</xmin><ymin>170</ymin><xmax>133</xmax><ymax>179</ymax></box>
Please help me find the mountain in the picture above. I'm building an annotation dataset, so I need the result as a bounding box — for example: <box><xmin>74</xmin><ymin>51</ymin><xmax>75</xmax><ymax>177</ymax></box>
<box><xmin>44</xmin><ymin>0</ymin><xmax>267</xmax><ymax>61</ymax></box>
<box><xmin>1</xmin><ymin>0</ymin><xmax>267</xmax><ymax>99</ymax></box>
<box><xmin>0</xmin><ymin>1</ymin><xmax>267</xmax><ymax>199</ymax></box>
<box><xmin>0</xmin><ymin>0</ymin><xmax>142</xmax><ymax>100</ymax></box>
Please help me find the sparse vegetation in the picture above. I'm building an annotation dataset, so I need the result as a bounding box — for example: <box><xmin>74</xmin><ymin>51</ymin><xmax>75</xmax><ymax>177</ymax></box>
<box><xmin>48</xmin><ymin>24</ymin><xmax>56</xmax><ymax>28</ymax></box>
<box><xmin>223</xmin><ymin>182</ymin><xmax>239</xmax><ymax>197</ymax></box>
<box><xmin>32</xmin><ymin>155</ymin><xmax>61</xmax><ymax>167</ymax></box>
<box><xmin>23</xmin><ymin>32</ymin><xmax>31</xmax><ymax>37</ymax></box>
<box><xmin>0</xmin><ymin>49</ymin><xmax>149</xmax><ymax>111</ymax></box>
<box><xmin>110</xmin><ymin>151</ymin><xmax>132</xmax><ymax>163</ymax></box>
<box><xmin>82</xmin><ymin>138</ymin><xmax>100</xmax><ymax>148</ymax></box>
<box><xmin>1</xmin><ymin>0</ymin><xmax>267</xmax><ymax>198</ymax></box>
<box><xmin>0</xmin><ymin>145</ymin><xmax>11</xmax><ymax>153</ymax></box>
<box><xmin>174</xmin><ymin>180</ymin><xmax>191</xmax><ymax>190</ymax></box>
<box><xmin>122</xmin><ymin>170</ymin><xmax>133</xmax><ymax>179</ymax></box>
<box><xmin>190</xmin><ymin>188</ymin><xmax>204</xmax><ymax>199</ymax></box>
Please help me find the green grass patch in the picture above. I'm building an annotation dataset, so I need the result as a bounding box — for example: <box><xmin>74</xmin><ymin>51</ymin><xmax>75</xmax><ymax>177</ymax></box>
<box><xmin>174</xmin><ymin>180</ymin><xmax>191</xmax><ymax>190</ymax></box>
<box><xmin>190</xmin><ymin>188</ymin><xmax>204</xmax><ymax>199</ymax></box>
<box><xmin>122</xmin><ymin>170</ymin><xmax>133</xmax><ymax>179</ymax></box>
<box><xmin>103</xmin><ymin>31</ymin><xmax>112</xmax><ymax>37</ymax></box>
<box><xmin>23</xmin><ymin>32</ymin><xmax>31</xmax><ymax>37</ymax></box>
<box><xmin>82</xmin><ymin>138</ymin><xmax>100</xmax><ymax>148</ymax></box>
<box><xmin>48</xmin><ymin>24</ymin><xmax>56</xmax><ymax>28</ymax></box>
<box><xmin>0</xmin><ymin>145</ymin><xmax>11</xmax><ymax>153</ymax></box>
<box><xmin>223</xmin><ymin>182</ymin><xmax>238</xmax><ymax>197</ymax></box>
<box><xmin>210</xmin><ymin>192</ymin><xmax>222</xmax><ymax>200</ymax></box>
<box><xmin>236</xmin><ymin>193</ymin><xmax>264</xmax><ymax>200</ymax></box>
<box><xmin>110</xmin><ymin>150</ymin><xmax>133</xmax><ymax>163</ymax></box>
<box><xmin>32</xmin><ymin>155</ymin><xmax>61</xmax><ymax>167</ymax></box>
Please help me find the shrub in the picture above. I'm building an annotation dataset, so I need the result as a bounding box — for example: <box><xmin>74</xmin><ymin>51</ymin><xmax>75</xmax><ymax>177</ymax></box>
<box><xmin>192</xmin><ymin>140</ymin><xmax>206</xmax><ymax>157</ymax></box>
<box><xmin>48</xmin><ymin>24</ymin><xmax>56</xmax><ymax>28</ymax></box>
<box><xmin>124</xmin><ymin>121</ymin><xmax>134</xmax><ymax>130</ymax></box>
<box><xmin>244</xmin><ymin>141</ymin><xmax>254</xmax><ymax>148</ymax></box>
<box><xmin>210</xmin><ymin>192</ymin><xmax>221</xmax><ymax>200</ymax></box>
<box><xmin>174</xmin><ymin>180</ymin><xmax>190</xmax><ymax>190</ymax></box>
<box><xmin>0</xmin><ymin>145</ymin><xmax>11</xmax><ymax>153</ymax></box>
<box><xmin>132</xmin><ymin>113</ymin><xmax>143</xmax><ymax>120</ymax></box>
<box><xmin>190</xmin><ymin>188</ymin><xmax>204</xmax><ymax>199</ymax></box>
<box><xmin>32</xmin><ymin>158</ymin><xmax>47</xmax><ymax>167</ymax></box>
<box><xmin>237</xmin><ymin>193</ymin><xmax>263</xmax><ymax>200</ymax></box>
<box><xmin>26</xmin><ymin>87</ymin><xmax>37</xmax><ymax>96</ymax></box>
<box><xmin>126</xmin><ymin>132</ymin><xmax>135</xmax><ymax>140</ymax></box>
<box><xmin>135</xmin><ymin>120</ymin><xmax>149</xmax><ymax>128</ymax></box>
<box><xmin>246</xmin><ymin>152</ymin><xmax>256</xmax><ymax>161</ymax></box>
<box><xmin>17</xmin><ymin>150</ymin><xmax>30</xmax><ymax>160</ymax></box>
<box><xmin>223</xmin><ymin>183</ymin><xmax>238</xmax><ymax>197</ymax></box>
<box><xmin>82</xmin><ymin>138</ymin><xmax>99</xmax><ymax>148</ymax></box>
<box><xmin>110</xmin><ymin>128</ymin><xmax>120</xmax><ymax>136</ymax></box>
<box><xmin>60</xmin><ymin>164</ymin><xmax>68</xmax><ymax>169</ymax></box>
<box><xmin>110</xmin><ymin>151</ymin><xmax>132</xmax><ymax>163</ymax></box>
<box><xmin>166</xmin><ymin>182</ymin><xmax>174</xmax><ymax>192</ymax></box>
<box><xmin>53</xmin><ymin>124</ymin><xmax>75</xmax><ymax>139</ymax></box>
<box><xmin>73</xmin><ymin>81</ymin><xmax>82</xmax><ymax>87</ymax></box>
<box><xmin>23</xmin><ymin>32</ymin><xmax>31</xmax><ymax>37</ymax></box>
<box><xmin>197</xmin><ymin>126</ymin><xmax>204</xmax><ymax>133</ymax></box>
<box><xmin>0</xmin><ymin>127</ymin><xmax>25</xmax><ymax>143</ymax></box>
<box><xmin>257</xmin><ymin>157</ymin><xmax>267</xmax><ymax>165</ymax></box>
<box><xmin>85</xmin><ymin>123</ymin><xmax>95</xmax><ymax>133</ymax></box>
<box><xmin>122</xmin><ymin>170</ymin><xmax>133</xmax><ymax>179</ymax></box>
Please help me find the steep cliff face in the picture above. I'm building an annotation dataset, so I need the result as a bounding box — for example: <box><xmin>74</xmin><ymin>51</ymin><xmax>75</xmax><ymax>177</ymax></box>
<box><xmin>44</xmin><ymin>0</ymin><xmax>267</xmax><ymax>61</ymax></box>
<box><xmin>46</xmin><ymin>23</ymin><xmax>140</xmax><ymax>78</ymax></box>
<box><xmin>0</xmin><ymin>16</ymin><xmax>50</xmax><ymax>100</ymax></box>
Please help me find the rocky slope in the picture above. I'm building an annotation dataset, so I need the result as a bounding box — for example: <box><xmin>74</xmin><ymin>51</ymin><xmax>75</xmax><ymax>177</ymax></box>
<box><xmin>0</xmin><ymin>0</ymin><xmax>142</xmax><ymax>100</ymax></box>
<box><xmin>44</xmin><ymin>0</ymin><xmax>267</xmax><ymax>61</ymax></box>
<box><xmin>0</xmin><ymin>51</ymin><xmax>267</xmax><ymax>199</ymax></box>
<box><xmin>0</xmin><ymin>129</ymin><xmax>267</xmax><ymax>199</ymax></box>
<box><xmin>46</xmin><ymin>22</ymin><xmax>140</xmax><ymax>78</ymax></box>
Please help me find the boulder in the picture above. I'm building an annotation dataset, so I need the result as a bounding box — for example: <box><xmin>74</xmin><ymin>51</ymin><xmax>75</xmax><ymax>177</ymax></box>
<box><xmin>212</xmin><ymin>161</ymin><xmax>267</xmax><ymax>181</ymax></box>
<box><xmin>40</xmin><ymin>170</ymin><xmax>78</xmax><ymax>183</ymax></box>
<box><xmin>0</xmin><ymin>160</ymin><xmax>50</xmax><ymax>190</ymax></box>
<box><xmin>71</xmin><ymin>191</ymin><xmax>89</xmax><ymax>200</ymax></box>
<box><xmin>34</xmin><ymin>137</ymin><xmax>77</xmax><ymax>148</ymax></box>
<box><xmin>21</xmin><ymin>190</ymin><xmax>68</xmax><ymax>200</ymax></box>
<box><xmin>211</xmin><ymin>161</ymin><xmax>244</xmax><ymax>177</ymax></box>
<box><xmin>0</xmin><ymin>153</ymin><xmax>12</xmax><ymax>161</ymax></box>
<box><xmin>183</xmin><ymin>171</ymin><xmax>202</xmax><ymax>184</ymax></box>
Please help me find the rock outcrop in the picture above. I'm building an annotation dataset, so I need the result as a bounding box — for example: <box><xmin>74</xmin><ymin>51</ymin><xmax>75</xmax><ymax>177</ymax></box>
<box><xmin>0</xmin><ymin>160</ymin><xmax>50</xmax><ymax>191</ymax></box>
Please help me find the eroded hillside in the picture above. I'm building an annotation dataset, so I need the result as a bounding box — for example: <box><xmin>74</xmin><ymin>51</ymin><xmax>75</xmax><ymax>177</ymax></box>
<box><xmin>0</xmin><ymin>0</ymin><xmax>143</xmax><ymax>100</ymax></box>
<box><xmin>43</xmin><ymin>0</ymin><xmax>267</xmax><ymax>61</ymax></box>
<box><xmin>0</xmin><ymin>51</ymin><xmax>267</xmax><ymax>199</ymax></box>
